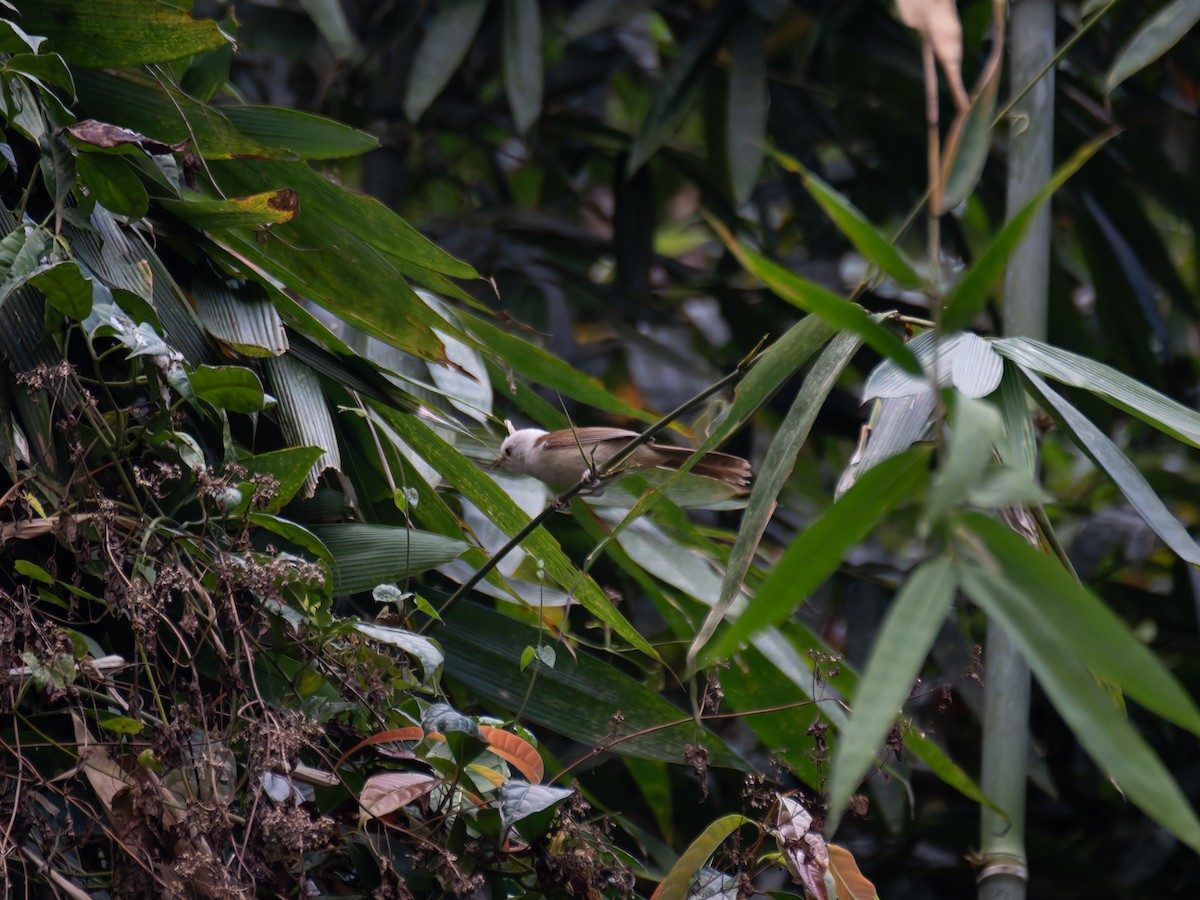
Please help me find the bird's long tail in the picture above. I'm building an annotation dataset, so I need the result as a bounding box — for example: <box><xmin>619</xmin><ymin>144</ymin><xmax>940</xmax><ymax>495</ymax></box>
<box><xmin>652</xmin><ymin>446</ymin><xmax>752</xmax><ymax>488</ymax></box>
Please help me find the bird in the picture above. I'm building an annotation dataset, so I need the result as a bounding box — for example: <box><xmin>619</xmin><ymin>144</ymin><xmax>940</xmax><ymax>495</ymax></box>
<box><xmin>494</xmin><ymin>425</ymin><xmax>752</xmax><ymax>490</ymax></box>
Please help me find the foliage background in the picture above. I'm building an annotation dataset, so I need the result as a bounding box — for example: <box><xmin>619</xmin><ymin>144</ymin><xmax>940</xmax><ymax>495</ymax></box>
<box><xmin>3</xmin><ymin>0</ymin><xmax>1200</xmax><ymax>897</ymax></box>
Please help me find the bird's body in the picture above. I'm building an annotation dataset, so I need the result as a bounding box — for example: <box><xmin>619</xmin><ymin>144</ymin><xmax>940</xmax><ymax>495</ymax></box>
<box><xmin>495</xmin><ymin>427</ymin><xmax>752</xmax><ymax>490</ymax></box>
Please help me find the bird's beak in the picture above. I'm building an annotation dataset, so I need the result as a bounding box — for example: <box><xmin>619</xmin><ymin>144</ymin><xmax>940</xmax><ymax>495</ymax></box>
<box><xmin>490</xmin><ymin>456</ymin><xmax>503</xmax><ymax>470</ymax></box>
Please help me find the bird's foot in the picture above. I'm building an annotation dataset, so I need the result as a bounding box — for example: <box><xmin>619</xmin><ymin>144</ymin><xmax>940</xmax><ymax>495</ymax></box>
<box><xmin>581</xmin><ymin>468</ymin><xmax>605</xmax><ymax>493</ymax></box>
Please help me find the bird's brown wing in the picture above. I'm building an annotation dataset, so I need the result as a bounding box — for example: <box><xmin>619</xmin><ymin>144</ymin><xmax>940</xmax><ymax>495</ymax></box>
<box><xmin>535</xmin><ymin>427</ymin><xmax>641</xmax><ymax>449</ymax></box>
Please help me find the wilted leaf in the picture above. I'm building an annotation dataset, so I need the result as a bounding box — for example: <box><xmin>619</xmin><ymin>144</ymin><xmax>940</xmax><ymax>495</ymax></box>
<box><xmin>358</xmin><ymin>771</ymin><xmax>439</xmax><ymax>819</ymax></box>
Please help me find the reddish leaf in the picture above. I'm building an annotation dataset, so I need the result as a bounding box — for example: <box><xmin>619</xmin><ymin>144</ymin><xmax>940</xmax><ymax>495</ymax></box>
<box><xmin>335</xmin><ymin>726</ymin><xmax>444</xmax><ymax>768</ymax></box>
<box><xmin>358</xmin><ymin>772</ymin><xmax>439</xmax><ymax>819</ymax></box>
<box><xmin>479</xmin><ymin>724</ymin><xmax>544</xmax><ymax>783</ymax></box>
<box><xmin>828</xmin><ymin>844</ymin><xmax>879</xmax><ymax>900</ymax></box>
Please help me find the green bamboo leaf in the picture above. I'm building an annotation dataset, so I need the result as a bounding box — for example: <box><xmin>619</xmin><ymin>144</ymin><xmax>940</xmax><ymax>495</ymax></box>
<box><xmin>377</xmin><ymin>407</ymin><xmax>657</xmax><ymax>657</ymax></box>
<box><xmin>992</xmin><ymin>337</ymin><xmax>1200</xmax><ymax>448</ymax></box>
<box><xmin>17</xmin><ymin>0</ymin><xmax>230</xmax><ymax>67</ymax></box>
<box><xmin>702</xmin><ymin>447</ymin><xmax>930</xmax><ymax>661</ymax></box>
<box><xmin>771</xmin><ymin>150</ymin><xmax>923</xmax><ymax>290</ymax></box>
<box><xmin>438</xmin><ymin>602</ymin><xmax>743</xmax><ymax>766</ymax></box>
<box><xmin>958</xmin><ymin>561</ymin><xmax>1200</xmax><ymax>853</ymax></box>
<box><xmin>939</xmin><ymin>67</ymin><xmax>1001</xmax><ymax>210</ymax></box>
<box><xmin>310</xmin><ymin>524</ymin><xmax>466</xmax><ymax>595</ymax></box>
<box><xmin>503</xmin><ymin>0</ymin><xmax>543</xmax><ymax>135</ymax></box>
<box><xmin>1020</xmin><ymin>372</ymin><xmax>1200</xmax><ymax>565</ymax></box>
<box><xmin>627</xmin><ymin>0</ymin><xmax>740</xmax><ymax>174</ymax></box>
<box><xmin>265</xmin><ymin>354</ymin><xmax>341</xmax><ymax>495</ymax></box>
<box><xmin>3</xmin><ymin>52</ymin><xmax>75</xmax><ymax>97</ymax></box>
<box><xmin>727</xmin><ymin>16</ymin><xmax>766</xmax><ymax>205</ymax></box>
<box><xmin>1105</xmin><ymin>0</ymin><xmax>1200</xmax><ymax>94</ymax></box>
<box><xmin>404</xmin><ymin>0</ymin><xmax>490</xmax><ymax>122</ymax></box>
<box><xmin>189</xmin><ymin>364</ymin><xmax>265</xmax><ymax>413</ymax></box>
<box><xmin>828</xmin><ymin>557</ymin><xmax>958</xmax><ymax>833</ymax></box>
<box><xmin>941</xmin><ymin>136</ymin><xmax>1107</xmax><ymax>333</ymax></box>
<box><xmin>995</xmin><ymin>363</ymin><xmax>1036</xmax><ymax>476</ymax></box>
<box><xmin>190</xmin><ymin>271</ymin><xmax>287</xmax><ymax>358</ymax></box>
<box><xmin>923</xmin><ymin>392</ymin><xmax>1003</xmax><ymax>527</ymax></box>
<box><xmin>690</xmin><ymin>331</ymin><xmax>862</xmax><ymax>661</ymax></box>
<box><xmin>708</xmin><ymin>217</ymin><xmax>920</xmax><ymax>374</ymax></box>
<box><xmin>655</xmin><ymin>815</ymin><xmax>754</xmax><ymax>900</ymax></box>
<box><xmin>223</xmin><ymin>106</ymin><xmax>378</xmax><ymax>159</ymax></box>
<box><xmin>961</xmin><ymin>511</ymin><xmax>1200</xmax><ymax>735</ymax></box>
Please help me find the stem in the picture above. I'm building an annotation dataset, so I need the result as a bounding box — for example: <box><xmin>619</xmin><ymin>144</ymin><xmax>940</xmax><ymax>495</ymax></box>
<box><xmin>980</xmin><ymin>1</ymin><xmax>1057</xmax><ymax>896</ymax></box>
<box><xmin>421</xmin><ymin>353</ymin><xmax>762</xmax><ymax>631</ymax></box>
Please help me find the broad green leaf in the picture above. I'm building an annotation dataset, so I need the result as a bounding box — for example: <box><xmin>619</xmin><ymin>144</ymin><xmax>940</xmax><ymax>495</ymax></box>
<box><xmin>992</xmin><ymin>337</ymin><xmax>1200</xmax><ymax>448</ymax></box>
<box><xmin>438</xmin><ymin>603</ymin><xmax>744</xmax><ymax>767</ymax></box>
<box><xmin>727</xmin><ymin>16</ymin><xmax>766</xmax><ymax>205</ymax></box>
<box><xmin>265</xmin><ymin>354</ymin><xmax>341</xmax><ymax>495</ymax></box>
<box><xmin>404</xmin><ymin>0</ymin><xmax>490</xmax><ymax>122</ymax></box>
<box><xmin>654</xmin><ymin>815</ymin><xmax>753</xmax><ymax>900</ymax></box>
<box><xmin>1020</xmin><ymin>372</ymin><xmax>1200</xmax><ymax>565</ymax></box>
<box><xmin>708</xmin><ymin>217</ymin><xmax>920</xmax><ymax>374</ymax></box>
<box><xmin>957</xmin><ymin>561</ymin><xmax>1200</xmax><ymax>853</ymax></box>
<box><xmin>18</xmin><ymin>0</ymin><xmax>230</xmax><ymax>67</ymax></box>
<box><xmin>960</xmin><ymin>512</ymin><xmax>1200</xmax><ymax>735</ymax></box>
<box><xmin>691</xmin><ymin>331</ymin><xmax>862</xmax><ymax>661</ymax></box>
<box><xmin>74</xmin><ymin>153</ymin><xmax>149</xmax><ymax>220</ymax></box>
<box><xmin>941</xmin><ymin>136</ymin><xmax>1107</xmax><ymax>333</ymax></box>
<box><xmin>923</xmin><ymin>392</ymin><xmax>1003</xmax><ymax>527</ymax></box>
<box><xmin>827</xmin><ymin>557</ymin><xmax>958</xmax><ymax>833</ymax></box>
<box><xmin>28</xmin><ymin>262</ymin><xmax>94</xmax><ymax>319</ymax></box>
<box><xmin>309</xmin><ymin>524</ymin><xmax>467</xmax><ymax>595</ymax></box>
<box><xmin>189</xmin><ymin>364</ymin><xmax>265</xmax><ymax>413</ymax></box>
<box><xmin>190</xmin><ymin>272</ymin><xmax>288</xmax><ymax>358</ymax></box>
<box><xmin>248</xmin><ymin>513</ymin><xmax>334</xmax><ymax>569</ymax></box>
<box><xmin>232</xmin><ymin>447</ymin><xmax>326</xmax><ymax>515</ymax></box>
<box><xmin>4</xmin><ymin>52</ymin><xmax>76</xmax><ymax>96</ymax></box>
<box><xmin>503</xmin><ymin>0</ymin><xmax>543</xmax><ymax>135</ymax></box>
<box><xmin>15</xmin><ymin>559</ymin><xmax>55</xmax><ymax>584</ymax></box>
<box><xmin>160</xmin><ymin>189</ymin><xmax>299</xmax><ymax>230</ymax></box>
<box><xmin>223</xmin><ymin>106</ymin><xmax>378</xmax><ymax>159</ymax></box>
<box><xmin>772</xmin><ymin>151</ymin><xmax>923</xmax><ymax>289</ymax></box>
<box><xmin>703</xmin><ymin>447</ymin><xmax>930</xmax><ymax>661</ymax></box>
<box><xmin>377</xmin><ymin>407</ymin><xmax>657</xmax><ymax>657</ymax></box>
<box><xmin>1105</xmin><ymin>0</ymin><xmax>1200</xmax><ymax>93</ymax></box>
<box><xmin>73</xmin><ymin>69</ymin><xmax>278</xmax><ymax>160</ymax></box>
<box><xmin>627</xmin><ymin>0</ymin><xmax>740</xmax><ymax>174</ymax></box>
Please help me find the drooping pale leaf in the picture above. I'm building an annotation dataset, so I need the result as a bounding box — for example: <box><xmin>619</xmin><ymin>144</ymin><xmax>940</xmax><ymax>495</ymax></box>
<box><xmin>960</xmin><ymin>511</ymin><xmax>1200</xmax><ymax>735</ymax></box>
<box><xmin>703</xmin><ymin>447</ymin><xmax>930</xmax><ymax>661</ymax></box>
<box><xmin>359</xmin><ymin>772</ymin><xmax>439</xmax><ymax>820</ymax></box>
<box><xmin>772</xmin><ymin>150</ymin><xmax>923</xmax><ymax>289</ymax></box>
<box><xmin>993</xmin><ymin>337</ymin><xmax>1200</xmax><ymax>448</ymax></box>
<box><xmin>835</xmin><ymin>390</ymin><xmax>936</xmax><ymax>497</ymax></box>
<box><xmin>827</xmin><ymin>557</ymin><xmax>958</xmax><ymax>833</ymax></box>
<box><xmin>708</xmin><ymin>217</ymin><xmax>920</xmax><ymax>374</ymax></box>
<box><xmin>1105</xmin><ymin>0</ymin><xmax>1200</xmax><ymax>93</ymax></box>
<box><xmin>404</xmin><ymin>0</ymin><xmax>490</xmax><ymax>122</ymax></box>
<box><xmin>896</xmin><ymin>0</ymin><xmax>969</xmax><ymax>110</ymax></box>
<box><xmin>1020</xmin><ymin>372</ymin><xmax>1200</xmax><ymax>565</ymax></box>
<box><xmin>498</xmin><ymin>781</ymin><xmax>573</xmax><ymax>838</ymax></box>
<box><xmin>939</xmin><ymin>47</ymin><xmax>1002</xmax><ymax>210</ymax></box>
<box><xmin>438</xmin><ymin>602</ymin><xmax>746</xmax><ymax>767</ymax></box>
<box><xmin>941</xmin><ymin>137</ymin><xmax>1106</xmax><ymax>332</ymax></box>
<box><xmin>27</xmin><ymin>262</ymin><xmax>94</xmax><ymax>318</ymax></box>
<box><xmin>308</xmin><ymin>523</ymin><xmax>467</xmax><ymax>595</ymax></box>
<box><xmin>17</xmin><ymin>0</ymin><xmax>231</xmax><ymax>67</ymax></box>
<box><xmin>352</xmin><ymin>622</ymin><xmax>444</xmax><ymax>685</ymax></box>
<box><xmin>189</xmin><ymin>364</ymin><xmax>265</xmax><ymax>414</ymax></box>
<box><xmin>957</xmin><ymin>560</ymin><xmax>1200</xmax><ymax>853</ymax></box>
<box><xmin>950</xmin><ymin>332</ymin><xmax>1003</xmax><ymax>398</ymax></box>
<box><xmin>691</xmin><ymin>331</ymin><xmax>862</xmax><ymax>660</ymax></box>
<box><xmin>191</xmin><ymin>272</ymin><xmax>287</xmax><ymax>358</ymax></box>
<box><xmin>503</xmin><ymin>0</ymin><xmax>543</xmax><ymax>135</ymax></box>
<box><xmin>264</xmin><ymin>354</ymin><xmax>341</xmax><ymax>496</ymax></box>
<box><xmin>627</xmin><ymin>0</ymin><xmax>741</xmax><ymax>175</ymax></box>
<box><xmin>861</xmin><ymin>330</ymin><xmax>956</xmax><ymax>400</ymax></box>
<box><xmin>727</xmin><ymin>16</ymin><xmax>766</xmax><ymax>205</ymax></box>
<box><xmin>923</xmin><ymin>392</ymin><xmax>1004</xmax><ymax>527</ymax></box>
<box><xmin>654</xmin><ymin>815</ymin><xmax>753</xmax><ymax>900</ymax></box>
<box><xmin>377</xmin><ymin>407</ymin><xmax>656</xmax><ymax>656</ymax></box>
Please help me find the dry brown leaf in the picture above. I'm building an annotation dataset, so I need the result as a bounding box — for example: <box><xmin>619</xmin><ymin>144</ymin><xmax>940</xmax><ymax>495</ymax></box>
<box><xmin>828</xmin><ymin>844</ymin><xmax>880</xmax><ymax>900</ymax></box>
<box><xmin>896</xmin><ymin>0</ymin><xmax>970</xmax><ymax>111</ymax></box>
<box><xmin>359</xmin><ymin>771</ymin><xmax>440</xmax><ymax>819</ymax></box>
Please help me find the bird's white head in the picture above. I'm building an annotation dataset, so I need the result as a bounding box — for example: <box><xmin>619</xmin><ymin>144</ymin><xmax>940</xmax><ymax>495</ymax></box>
<box><xmin>495</xmin><ymin>428</ymin><xmax>547</xmax><ymax>476</ymax></box>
